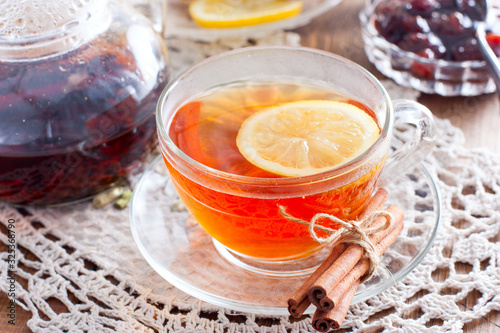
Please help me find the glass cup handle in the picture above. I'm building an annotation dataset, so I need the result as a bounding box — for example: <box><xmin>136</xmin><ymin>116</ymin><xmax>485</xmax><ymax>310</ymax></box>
<box><xmin>378</xmin><ymin>99</ymin><xmax>437</xmax><ymax>187</ymax></box>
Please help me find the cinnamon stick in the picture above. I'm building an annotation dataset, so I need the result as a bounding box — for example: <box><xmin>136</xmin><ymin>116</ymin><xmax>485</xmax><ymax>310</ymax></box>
<box><xmin>288</xmin><ymin>243</ymin><xmax>348</xmax><ymax>317</ymax></box>
<box><xmin>311</xmin><ymin>206</ymin><xmax>405</xmax><ymax>331</ymax></box>
<box><xmin>357</xmin><ymin>188</ymin><xmax>389</xmax><ymax>222</ymax></box>
<box><xmin>308</xmin><ymin>204</ymin><xmax>400</xmax><ymax>308</ymax></box>
<box><xmin>318</xmin><ymin>206</ymin><xmax>404</xmax><ymax>311</ymax></box>
<box><xmin>287</xmin><ymin>188</ymin><xmax>388</xmax><ymax>317</ymax></box>
<box><xmin>312</xmin><ymin>279</ymin><xmax>360</xmax><ymax>332</ymax></box>
<box><xmin>312</xmin><ymin>309</ymin><xmax>337</xmax><ymax>332</ymax></box>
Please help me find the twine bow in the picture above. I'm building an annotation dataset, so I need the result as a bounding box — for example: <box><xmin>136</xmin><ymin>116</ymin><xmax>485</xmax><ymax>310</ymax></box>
<box><xmin>279</xmin><ymin>205</ymin><xmax>394</xmax><ymax>282</ymax></box>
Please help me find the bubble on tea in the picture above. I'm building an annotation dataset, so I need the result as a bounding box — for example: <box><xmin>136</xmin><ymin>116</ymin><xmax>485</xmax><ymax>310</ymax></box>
<box><xmin>0</xmin><ymin>0</ymin><xmax>106</xmax><ymax>38</ymax></box>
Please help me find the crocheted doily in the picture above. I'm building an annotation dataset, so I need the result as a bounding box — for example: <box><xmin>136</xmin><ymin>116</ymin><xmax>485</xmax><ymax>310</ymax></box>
<box><xmin>1</xmin><ymin>32</ymin><xmax>499</xmax><ymax>333</ymax></box>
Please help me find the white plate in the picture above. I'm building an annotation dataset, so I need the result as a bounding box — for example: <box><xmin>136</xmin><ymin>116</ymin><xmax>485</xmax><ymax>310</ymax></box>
<box><xmin>165</xmin><ymin>0</ymin><xmax>344</xmax><ymax>41</ymax></box>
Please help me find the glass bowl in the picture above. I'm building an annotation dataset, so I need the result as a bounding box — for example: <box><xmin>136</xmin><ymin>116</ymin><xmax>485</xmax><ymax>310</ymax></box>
<box><xmin>359</xmin><ymin>0</ymin><xmax>499</xmax><ymax>96</ymax></box>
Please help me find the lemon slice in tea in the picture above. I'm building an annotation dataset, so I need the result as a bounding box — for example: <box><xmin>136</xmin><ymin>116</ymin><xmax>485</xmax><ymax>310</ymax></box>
<box><xmin>188</xmin><ymin>0</ymin><xmax>303</xmax><ymax>29</ymax></box>
<box><xmin>236</xmin><ymin>100</ymin><xmax>380</xmax><ymax>177</ymax></box>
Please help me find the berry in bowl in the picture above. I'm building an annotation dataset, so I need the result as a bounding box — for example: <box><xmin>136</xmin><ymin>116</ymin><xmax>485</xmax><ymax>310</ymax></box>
<box><xmin>360</xmin><ymin>0</ymin><xmax>500</xmax><ymax>96</ymax></box>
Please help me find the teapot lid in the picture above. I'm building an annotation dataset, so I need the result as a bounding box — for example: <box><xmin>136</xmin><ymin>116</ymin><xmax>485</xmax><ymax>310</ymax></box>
<box><xmin>0</xmin><ymin>0</ymin><xmax>111</xmax><ymax>60</ymax></box>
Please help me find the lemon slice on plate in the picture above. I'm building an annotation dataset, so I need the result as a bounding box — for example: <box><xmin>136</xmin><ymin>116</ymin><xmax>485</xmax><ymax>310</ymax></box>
<box><xmin>188</xmin><ymin>0</ymin><xmax>303</xmax><ymax>29</ymax></box>
<box><xmin>236</xmin><ymin>100</ymin><xmax>380</xmax><ymax>177</ymax></box>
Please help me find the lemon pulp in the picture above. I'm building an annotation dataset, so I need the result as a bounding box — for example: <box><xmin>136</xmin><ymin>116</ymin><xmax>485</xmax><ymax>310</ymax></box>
<box><xmin>236</xmin><ymin>100</ymin><xmax>380</xmax><ymax>177</ymax></box>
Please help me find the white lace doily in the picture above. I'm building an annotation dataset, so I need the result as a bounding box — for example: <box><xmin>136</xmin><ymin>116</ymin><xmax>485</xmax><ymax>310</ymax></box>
<box><xmin>1</xmin><ymin>33</ymin><xmax>499</xmax><ymax>333</ymax></box>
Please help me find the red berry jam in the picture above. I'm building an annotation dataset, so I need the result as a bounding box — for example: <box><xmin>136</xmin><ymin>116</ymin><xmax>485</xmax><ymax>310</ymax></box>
<box><xmin>373</xmin><ymin>0</ymin><xmax>500</xmax><ymax>61</ymax></box>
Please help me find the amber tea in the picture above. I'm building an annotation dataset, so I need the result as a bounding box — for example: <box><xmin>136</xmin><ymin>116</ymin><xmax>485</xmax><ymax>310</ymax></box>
<box><xmin>163</xmin><ymin>78</ymin><xmax>385</xmax><ymax>260</ymax></box>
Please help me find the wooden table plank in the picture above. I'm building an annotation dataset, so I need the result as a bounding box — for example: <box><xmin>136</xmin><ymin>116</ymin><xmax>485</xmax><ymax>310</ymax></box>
<box><xmin>0</xmin><ymin>292</ymin><xmax>32</xmax><ymax>333</ymax></box>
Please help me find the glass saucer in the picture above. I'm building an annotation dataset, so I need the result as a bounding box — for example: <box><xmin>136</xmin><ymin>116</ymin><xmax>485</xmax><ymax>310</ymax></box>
<box><xmin>165</xmin><ymin>0</ymin><xmax>344</xmax><ymax>42</ymax></box>
<box><xmin>129</xmin><ymin>156</ymin><xmax>441</xmax><ymax>315</ymax></box>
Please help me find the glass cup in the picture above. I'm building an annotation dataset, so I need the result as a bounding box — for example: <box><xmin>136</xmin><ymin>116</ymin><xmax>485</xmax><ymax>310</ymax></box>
<box><xmin>156</xmin><ymin>46</ymin><xmax>436</xmax><ymax>275</ymax></box>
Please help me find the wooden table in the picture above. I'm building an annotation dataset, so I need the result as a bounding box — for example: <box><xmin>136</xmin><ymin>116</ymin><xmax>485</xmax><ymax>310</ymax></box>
<box><xmin>1</xmin><ymin>0</ymin><xmax>499</xmax><ymax>331</ymax></box>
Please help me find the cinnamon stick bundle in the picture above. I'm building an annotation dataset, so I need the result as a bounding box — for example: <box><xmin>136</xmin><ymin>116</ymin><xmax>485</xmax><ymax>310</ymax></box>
<box><xmin>287</xmin><ymin>188</ymin><xmax>389</xmax><ymax>318</ymax></box>
<box><xmin>312</xmin><ymin>205</ymin><xmax>404</xmax><ymax>311</ymax></box>
<box><xmin>286</xmin><ymin>188</ymin><xmax>406</xmax><ymax>332</ymax></box>
<box><xmin>311</xmin><ymin>208</ymin><xmax>404</xmax><ymax>331</ymax></box>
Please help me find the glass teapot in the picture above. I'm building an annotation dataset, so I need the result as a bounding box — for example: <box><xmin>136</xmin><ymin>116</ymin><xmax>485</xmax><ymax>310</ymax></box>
<box><xmin>0</xmin><ymin>0</ymin><xmax>169</xmax><ymax>206</ymax></box>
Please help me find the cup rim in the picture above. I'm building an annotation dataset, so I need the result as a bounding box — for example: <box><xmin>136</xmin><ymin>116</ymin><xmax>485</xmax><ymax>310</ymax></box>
<box><xmin>156</xmin><ymin>45</ymin><xmax>393</xmax><ymax>185</ymax></box>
